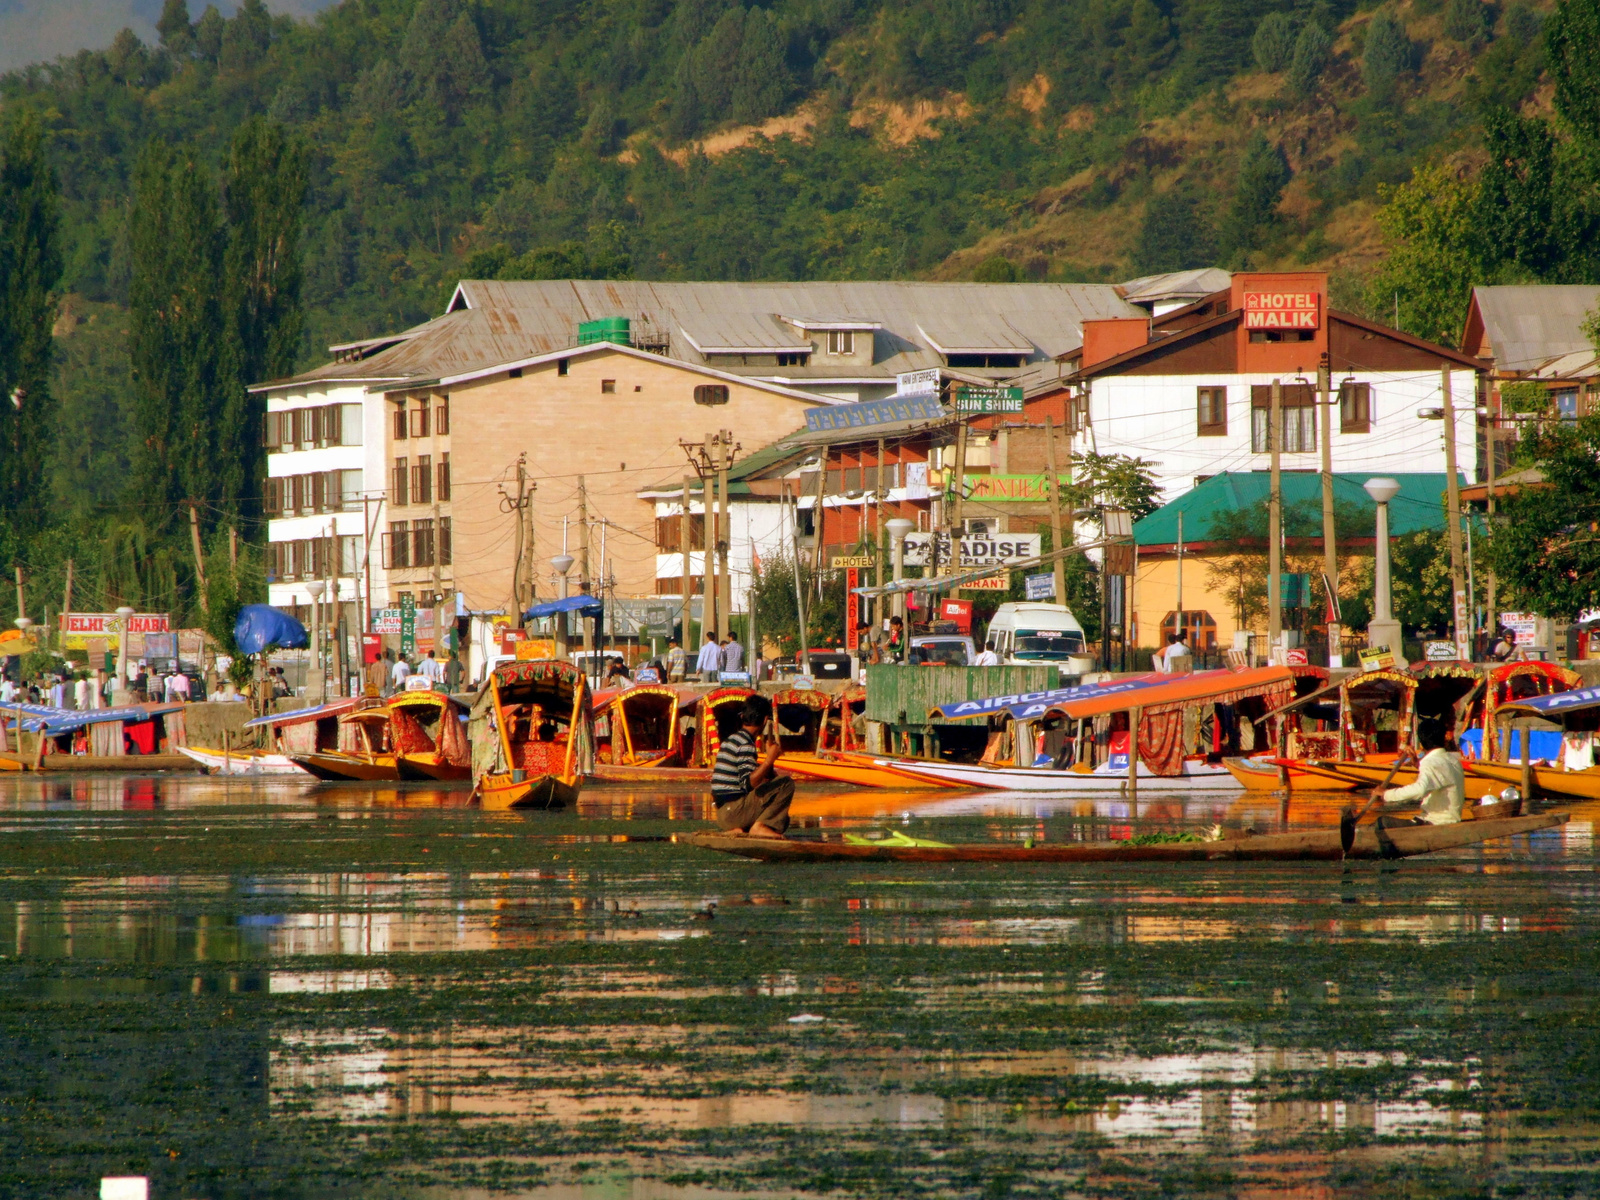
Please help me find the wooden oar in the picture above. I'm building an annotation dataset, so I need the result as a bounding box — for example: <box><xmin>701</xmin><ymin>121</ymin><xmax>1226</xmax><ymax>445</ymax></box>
<box><xmin>1340</xmin><ymin>750</ymin><xmax>1415</xmax><ymax>857</ymax></box>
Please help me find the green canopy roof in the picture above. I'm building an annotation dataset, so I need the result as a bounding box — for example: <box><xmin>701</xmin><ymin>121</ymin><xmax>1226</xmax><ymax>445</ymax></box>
<box><xmin>1133</xmin><ymin>472</ymin><xmax>1463</xmax><ymax>548</ymax></box>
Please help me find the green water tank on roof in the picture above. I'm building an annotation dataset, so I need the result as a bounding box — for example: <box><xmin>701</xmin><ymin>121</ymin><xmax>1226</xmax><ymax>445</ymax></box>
<box><xmin>578</xmin><ymin>316</ymin><xmax>630</xmax><ymax>345</ymax></box>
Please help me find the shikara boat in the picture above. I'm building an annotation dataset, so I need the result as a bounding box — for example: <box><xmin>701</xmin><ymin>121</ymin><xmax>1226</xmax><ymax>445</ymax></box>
<box><xmin>291</xmin><ymin>709</ymin><xmax>402</xmax><ymax>781</ymax></box>
<box><xmin>1471</xmin><ymin>685</ymin><xmax>1600</xmax><ymax>799</ymax></box>
<box><xmin>1</xmin><ymin>701</ymin><xmax>197</xmax><ymax>770</ymax></box>
<box><xmin>388</xmin><ymin>688</ymin><xmax>472</xmax><ymax>781</ymax></box>
<box><xmin>468</xmin><ymin>659</ymin><xmax>593</xmax><ymax>809</ymax></box>
<box><xmin>598</xmin><ymin>684</ymin><xmax>693</xmax><ymax>767</ymax></box>
<box><xmin>776</xmin><ymin>749</ymin><xmax>957</xmax><ymax>789</ymax></box>
<box><xmin>819</xmin><ymin>684</ymin><xmax>867</xmax><ymax>751</ymax></box>
<box><xmin>693</xmin><ymin>685</ymin><xmax>755</xmax><ymax>767</ymax></box>
<box><xmin>686</xmin><ymin>812</ymin><xmax>1566</xmax><ymax>863</ymax></box>
<box><xmin>1223</xmin><ymin>755</ymin><xmax>1361</xmax><ymax>792</ymax></box>
<box><xmin>177</xmin><ymin>746</ymin><xmax>308</xmax><ymax>775</ymax></box>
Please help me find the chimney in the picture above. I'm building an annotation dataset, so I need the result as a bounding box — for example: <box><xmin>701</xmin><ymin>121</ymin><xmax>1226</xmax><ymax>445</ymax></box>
<box><xmin>1081</xmin><ymin>318</ymin><xmax>1151</xmax><ymax>368</ymax></box>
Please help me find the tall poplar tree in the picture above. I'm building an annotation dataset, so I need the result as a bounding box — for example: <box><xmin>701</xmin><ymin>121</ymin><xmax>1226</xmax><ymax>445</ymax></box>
<box><xmin>223</xmin><ymin>116</ymin><xmax>306</xmax><ymax>517</ymax></box>
<box><xmin>0</xmin><ymin>112</ymin><xmax>62</xmax><ymax>542</ymax></box>
<box><xmin>128</xmin><ymin>141</ymin><xmax>234</xmax><ymax>525</ymax></box>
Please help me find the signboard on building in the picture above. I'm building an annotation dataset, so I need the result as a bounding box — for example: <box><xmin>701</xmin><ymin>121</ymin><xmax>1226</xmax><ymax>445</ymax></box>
<box><xmin>372</xmin><ymin>608</ymin><xmax>402</xmax><ymax>635</ymax></box>
<box><xmin>1359</xmin><ymin>645</ymin><xmax>1397</xmax><ymax>670</ymax></box>
<box><xmin>61</xmin><ymin>612</ymin><xmax>169</xmax><ymax>651</ymax></box>
<box><xmin>831</xmin><ymin>555</ymin><xmax>875</xmax><ymax>569</ymax></box>
<box><xmin>1024</xmin><ymin>572</ymin><xmax>1056</xmax><ymax>600</ymax></box>
<box><xmin>953</xmin><ymin>385</ymin><xmax>1024</xmax><ymax>414</ymax></box>
<box><xmin>960</xmin><ymin>474</ymin><xmax>1066</xmax><ymax>502</ymax></box>
<box><xmin>1499</xmin><ymin>612</ymin><xmax>1538</xmax><ymax>645</ymax></box>
<box><xmin>903</xmin><ymin>533</ymin><xmax>1040</xmax><ymax>568</ymax></box>
<box><xmin>845</xmin><ymin>568</ymin><xmax>860</xmax><ymax>653</ymax></box>
<box><xmin>804</xmin><ymin>394</ymin><xmax>947</xmax><ymax>433</ymax></box>
<box><xmin>1424</xmin><ymin>640</ymin><xmax>1458</xmax><ymax>661</ymax></box>
<box><xmin>896</xmin><ymin>368</ymin><xmax>942</xmax><ymax>396</ymax></box>
<box><xmin>400</xmin><ymin>593</ymin><xmax>417</xmax><ymax>655</ymax></box>
<box><xmin>516</xmin><ymin>638</ymin><xmax>556</xmax><ymax>660</ymax></box>
<box><xmin>938</xmin><ymin>598</ymin><xmax>973</xmax><ymax>633</ymax></box>
<box><xmin>961</xmin><ymin>575</ymin><xmax>1008</xmax><ymax>592</ymax></box>
<box><xmin>1242</xmin><ymin>290</ymin><xmax>1321</xmax><ymax>331</ymax></box>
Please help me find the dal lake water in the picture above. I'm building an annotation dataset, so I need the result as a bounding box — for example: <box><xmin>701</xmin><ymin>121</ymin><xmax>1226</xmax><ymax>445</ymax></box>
<box><xmin>4</xmin><ymin>774</ymin><xmax>1600</xmax><ymax>1199</ymax></box>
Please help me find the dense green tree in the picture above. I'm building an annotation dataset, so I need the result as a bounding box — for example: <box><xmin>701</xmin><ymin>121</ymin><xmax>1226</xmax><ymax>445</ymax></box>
<box><xmin>1484</xmin><ymin>415</ymin><xmax>1600</xmax><ymax>619</ymax></box>
<box><xmin>1132</xmin><ymin>183</ymin><xmax>1214</xmax><ymax>274</ymax></box>
<box><xmin>1252</xmin><ymin>12</ymin><xmax>1296</xmax><ymax>73</ymax></box>
<box><xmin>157</xmin><ymin>0</ymin><xmax>195</xmax><ymax>55</ymax></box>
<box><xmin>1547</xmin><ymin>0</ymin><xmax>1600</xmax><ymax>142</ymax></box>
<box><xmin>732</xmin><ymin>8</ymin><xmax>791</xmax><ymax>125</ymax></box>
<box><xmin>1218</xmin><ymin>133</ymin><xmax>1291</xmax><ymax>259</ymax></box>
<box><xmin>971</xmin><ymin>255</ymin><xmax>1020</xmax><ymax>281</ymax></box>
<box><xmin>128</xmin><ymin>141</ymin><xmax>234</xmax><ymax>522</ymax></box>
<box><xmin>1287</xmin><ymin>21</ymin><xmax>1332</xmax><ymax>96</ymax></box>
<box><xmin>1366</xmin><ymin>163</ymin><xmax>1482</xmax><ymax>344</ymax></box>
<box><xmin>1444</xmin><ymin>0</ymin><xmax>1490</xmax><ymax>46</ymax></box>
<box><xmin>1477</xmin><ymin>107</ymin><xmax>1558</xmax><ymax>276</ymax></box>
<box><xmin>1362</xmin><ymin>10</ymin><xmax>1413</xmax><ymax>103</ymax></box>
<box><xmin>194</xmin><ymin>4</ymin><xmax>225</xmax><ymax>61</ymax></box>
<box><xmin>0</xmin><ymin>113</ymin><xmax>62</xmax><ymax>542</ymax></box>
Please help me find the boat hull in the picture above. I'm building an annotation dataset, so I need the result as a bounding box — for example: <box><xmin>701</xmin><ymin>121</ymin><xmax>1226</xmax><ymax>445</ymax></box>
<box><xmin>289</xmin><ymin>753</ymin><xmax>402</xmax><ymax>782</ymax></box>
<box><xmin>878</xmin><ymin>756</ymin><xmax>1242</xmax><ymax>793</ymax></box>
<box><xmin>1468</xmin><ymin>760</ymin><xmax>1600</xmax><ymax>800</ymax></box>
<box><xmin>589</xmin><ymin>763</ymin><xmax>712</xmax><ymax>784</ymax></box>
<box><xmin>687</xmin><ymin>812</ymin><xmax>1566</xmax><ymax>863</ymax></box>
<box><xmin>1223</xmin><ymin>757</ymin><xmax>1361</xmax><ymax>793</ymax></box>
<box><xmin>397</xmin><ymin>752</ymin><xmax>470</xmax><ymax>782</ymax></box>
<box><xmin>778</xmin><ymin>752</ymin><xmax>950</xmax><ymax>790</ymax></box>
<box><xmin>476</xmin><ymin>771</ymin><xmax>580</xmax><ymax>810</ymax></box>
<box><xmin>178</xmin><ymin>747</ymin><xmax>310</xmax><ymax>776</ymax></box>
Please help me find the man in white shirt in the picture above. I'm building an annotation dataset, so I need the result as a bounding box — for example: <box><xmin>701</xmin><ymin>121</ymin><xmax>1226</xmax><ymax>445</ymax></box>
<box><xmin>1380</xmin><ymin>722</ymin><xmax>1465</xmax><ymax>825</ymax></box>
<box><xmin>1155</xmin><ymin>632</ymin><xmax>1190</xmax><ymax>674</ymax></box>
<box><xmin>695</xmin><ymin>633</ymin><xmax>721</xmax><ymax>682</ymax></box>
<box><xmin>391</xmin><ymin>656</ymin><xmax>412</xmax><ymax>690</ymax></box>
<box><xmin>74</xmin><ymin>675</ymin><xmax>93</xmax><ymax>710</ymax></box>
<box><xmin>973</xmin><ymin>640</ymin><xmax>999</xmax><ymax>667</ymax></box>
<box><xmin>0</xmin><ymin>677</ymin><xmax>14</xmax><ymax>704</ymax></box>
<box><xmin>720</xmin><ymin>634</ymin><xmax>744</xmax><ymax>675</ymax></box>
<box><xmin>48</xmin><ymin>676</ymin><xmax>64</xmax><ymax>708</ymax></box>
<box><xmin>420</xmin><ymin>650</ymin><xmax>446</xmax><ymax>683</ymax></box>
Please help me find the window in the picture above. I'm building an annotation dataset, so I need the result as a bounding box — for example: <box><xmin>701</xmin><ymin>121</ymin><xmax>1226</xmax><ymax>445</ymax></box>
<box><xmin>386</xmin><ymin>521</ymin><xmax>411</xmax><ymax>569</ymax></box>
<box><xmin>1248</xmin><ymin>329</ymin><xmax>1315</xmax><ymax>343</ymax></box>
<box><xmin>340</xmin><ymin>469</ymin><xmax>362</xmax><ymax>510</ymax></box>
<box><xmin>1340</xmin><ymin>382</ymin><xmax>1372</xmax><ymax>433</ymax></box>
<box><xmin>391</xmin><ymin>457</ymin><xmax>408</xmax><ymax>506</ymax></box>
<box><xmin>393</xmin><ymin>405</ymin><xmax>407</xmax><ymax>440</ymax></box>
<box><xmin>1196</xmin><ymin>386</ymin><xmax>1227</xmax><ymax>436</ymax></box>
<box><xmin>288</xmin><ymin>475</ymin><xmax>305</xmax><ymax>515</ymax></box>
<box><xmin>340</xmin><ymin>404</ymin><xmax>362</xmax><ymax>446</ymax></box>
<box><xmin>412</xmin><ymin>518</ymin><xmax>436</xmax><ymax>567</ymax></box>
<box><xmin>827</xmin><ymin>330</ymin><xmax>854</xmax><ymax>355</ymax></box>
<box><xmin>265</xmin><ymin>477</ymin><xmax>283</xmax><ymax>516</ymax></box>
<box><xmin>656</xmin><ymin>513</ymin><xmax>706</xmax><ymax>551</ymax></box>
<box><xmin>557</xmin><ymin>358</ymin><xmax>569</xmax><ymax>376</ymax></box>
<box><xmin>694</xmin><ymin>384</ymin><xmax>729</xmax><ymax>406</ymax></box>
<box><xmin>409</xmin><ymin>404</ymin><xmax>429</xmax><ymax>439</ymax></box>
<box><xmin>435</xmin><ymin>396</ymin><xmax>449</xmax><ymax>435</ymax></box>
<box><xmin>263</xmin><ymin>411</ymin><xmax>283</xmax><ymax>450</ymax></box>
<box><xmin>601</xmin><ymin>379</ymin><xmax>616</xmax><ymax>394</ymax></box>
<box><xmin>310</xmin><ymin>473</ymin><xmax>327</xmax><ymax>513</ymax></box>
<box><xmin>437</xmin><ymin>454</ymin><xmax>450</xmax><ymax>502</ymax></box>
<box><xmin>439</xmin><ymin>517</ymin><xmax>452</xmax><ymax>566</ymax></box>
<box><xmin>775</xmin><ymin>353</ymin><xmax>809</xmax><ymax>367</ymax></box>
<box><xmin>1250</xmin><ymin>384</ymin><xmax>1316</xmax><ymax>453</ymax></box>
<box><xmin>945</xmin><ymin>353</ymin><xmax>1027</xmax><ymax>368</ymax></box>
<box><xmin>412</xmin><ymin>454</ymin><xmax>432</xmax><ymax>505</ymax></box>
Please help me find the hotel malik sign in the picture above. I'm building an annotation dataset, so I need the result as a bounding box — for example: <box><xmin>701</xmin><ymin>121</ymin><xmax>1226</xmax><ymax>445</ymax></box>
<box><xmin>1242</xmin><ymin>290</ymin><xmax>1320</xmax><ymax>331</ymax></box>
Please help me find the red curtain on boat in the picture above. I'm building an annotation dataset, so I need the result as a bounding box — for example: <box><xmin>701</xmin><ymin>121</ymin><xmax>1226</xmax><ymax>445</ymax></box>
<box><xmin>1137</xmin><ymin>710</ymin><xmax>1186</xmax><ymax>777</ymax></box>
<box><xmin>437</xmin><ymin>700</ymin><xmax>471</xmax><ymax>767</ymax></box>
<box><xmin>391</xmin><ymin>709</ymin><xmax>435</xmax><ymax>755</ymax></box>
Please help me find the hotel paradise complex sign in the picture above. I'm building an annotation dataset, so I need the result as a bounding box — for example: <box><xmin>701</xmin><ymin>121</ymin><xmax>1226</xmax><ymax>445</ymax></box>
<box><xmin>1242</xmin><ymin>290</ymin><xmax>1320</xmax><ymax>331</ymax></box>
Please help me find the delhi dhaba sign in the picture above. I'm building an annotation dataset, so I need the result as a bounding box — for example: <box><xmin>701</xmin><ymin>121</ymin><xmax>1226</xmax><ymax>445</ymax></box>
<box><xmin>1242</xmin><ymin>290</ymin><xmax>1320</xmax><ymax>331</ymax></box>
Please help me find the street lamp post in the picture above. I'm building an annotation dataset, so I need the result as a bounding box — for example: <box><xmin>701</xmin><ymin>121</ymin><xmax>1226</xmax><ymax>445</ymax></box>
<box><xmin>886</xmin><ymin>518</ymin><xmax>916</xmax><ymax>627</ymax></box>
<box><xmin>113</xmin><ymin>606</ymin><xmax>134</xmax><ymax>704</ymax></box>
<box><xmin>1363</xmin><ymin>478</ymin><xmax>1403</xmax><ymax>665</ymax></box>
<box><xmin>551</xmin><ymin>553</ymin><xmax>574</xmax><ymax>659</ymax></box>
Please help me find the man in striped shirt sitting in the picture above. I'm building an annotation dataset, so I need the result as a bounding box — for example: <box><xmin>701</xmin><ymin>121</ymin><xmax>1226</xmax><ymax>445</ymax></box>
<box><xmin>710</xmin><ymin>695</ymin><xmax>792</xmax><ymax>839</ymax></box>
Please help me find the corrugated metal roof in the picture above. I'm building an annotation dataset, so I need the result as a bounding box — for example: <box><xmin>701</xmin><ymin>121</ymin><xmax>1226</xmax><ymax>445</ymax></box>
<box><xmin>1472</xmin><ymin>285</ymin><xmax>1600</xmax><ymax>371</ymax></box>
<box><xmin>1133</xmin><ymin>471</ymin><xmax>1459</xmax><ymax>546</ymax></box>
<box><xmin>1527</xmin><ymin>349</ymin><xmax>1600</xmax><ymax>380</ymax></box>
<box><xmin>1120</xmin><ymin>268</ymin><xmax>1233</xmax><ymax>305</ymax></box>
<box><xmin>916</xmin><ymin>313</ymin><xmax>1034</xmax><ymax>354</ymax></box>
<box><xmin>265</xmin><ymin>280</ymin><xmax>1147</xmax><ymax>392</ymax></box>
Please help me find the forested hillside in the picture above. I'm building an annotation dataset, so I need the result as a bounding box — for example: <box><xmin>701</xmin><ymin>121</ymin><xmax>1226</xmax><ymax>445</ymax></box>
<box><xmin>0</xmin><ymin>0</ymin><xmax>1591</xmax><ymax>629</ymax></box>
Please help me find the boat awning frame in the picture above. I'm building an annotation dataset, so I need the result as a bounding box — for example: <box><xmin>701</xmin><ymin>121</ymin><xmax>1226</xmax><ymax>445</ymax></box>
<box><xmin>1042</xmin><ymin>666</ymin><xmax>1294</xmax><ymax>720</ymax></box>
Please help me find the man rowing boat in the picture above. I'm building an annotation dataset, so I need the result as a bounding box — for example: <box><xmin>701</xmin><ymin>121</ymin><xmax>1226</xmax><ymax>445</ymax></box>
<box><xmin>710</xmin><ymin>695</ymin><xmax>792</xmax><ymax>839</ymax></box>
<box><xmin>1378</xmin><ymin>720</ymin><xmax>1465</xmax><ymax>827</ymax></box>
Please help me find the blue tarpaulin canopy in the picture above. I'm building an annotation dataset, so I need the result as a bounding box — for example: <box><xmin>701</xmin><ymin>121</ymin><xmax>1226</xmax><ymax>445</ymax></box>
<box><xmin>3</xmin><ymin>702</ymin><xmax>182</xmax><ymax>735</ymax></box>
<box><xmin>234</xmin><ymin>605</ymin><xmax>309</xmax><ymax>654</ymax></box>
<box><xmin>930</xmin><ymin>674</ymin><xmax>1167</xmax><ymax>721</ymax></box>
<box><xmin>523</xmin><ymin>594</ymin><xmax>603</xmax><ymax>621</ymax></box>
<box><xmin>1497</xmin><ymin>685</ymin><xmax>1600</xmax><ymax>721</ymax></box>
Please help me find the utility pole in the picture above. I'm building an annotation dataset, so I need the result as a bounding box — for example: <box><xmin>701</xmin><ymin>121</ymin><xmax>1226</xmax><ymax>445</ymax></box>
<box><xmin>702</xmin><ymin>433</ymin><xmax>718</xmax><ymax>645</ymax></box>
<box><xmin>1318</xmin><ymin>359</ymin><xmax>1341</xmax><ymax>667</ymax></box>
<box><xmin>188</xmin><ymin>502</ymin><xmax>210</xmax><ymax>616</ymax></box>
<box><xmin>949</xmin><ymin>419</ymin><xmax>969</xmax><ymax>577</ymax></box>
<box><xmin>874</xmin><ymin>437</ymin><xmax>887</xmax><ymax>628</ymax></box>
<box><xmin>681</xmin><ymin>475</ymin><xmax>693</xmax><ymax>643</ymax></box>
<box><xmin>12</xmin><ymin>565</ymin><xmax>22</xmax><ymax>622</ymax></box>
<box><xmin>717</xmin><ymin>428</ymin><xmax>732</xmax><ymax>641</ymax></box>
<box><xmin>61</xmin><ymin>559</ymin><xmax>73</xmax><ymax>654</ymax></box>
<box><xmin>1044</xmin><ymin>415</ymin><xmax>1067</xmax><ymax>605</ymax></box>
<box><xmin>1486</xmin><ymin>388</ymin><xmax>1498</xmax><ymax>648</ymax></box>
<box><xmin>1441</xmin><ymin>366</ymin><xmax>1469</xmax><ymax>660</ymax></box>
<box><xmin>577</xmin><ymin>474</ymin><xmax>594</xmax><ymax>676</ymax></box>
<box><xmin>1268</xmin><ymin>379</ymin><xmax>1283</xmax><ymax>661</ymax></box>
<box><xmin>1175</xmin><ymin>510</ymin><xmax>1183</xmax><ymax>636</ymax></box>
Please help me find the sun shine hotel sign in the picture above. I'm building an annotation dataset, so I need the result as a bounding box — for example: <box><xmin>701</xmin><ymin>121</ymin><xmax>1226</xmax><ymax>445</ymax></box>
<box><xmin>1242</xmin><ymin>290</ymin><xmax>1320</xmax><ymax>331</ymax></box>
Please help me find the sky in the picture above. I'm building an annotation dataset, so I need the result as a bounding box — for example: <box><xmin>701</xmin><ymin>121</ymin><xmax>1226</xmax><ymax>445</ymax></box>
<box><xmin>0</xmin><ymin>0</ymin><xmax>339</xmax><ymax>75</ymax></box>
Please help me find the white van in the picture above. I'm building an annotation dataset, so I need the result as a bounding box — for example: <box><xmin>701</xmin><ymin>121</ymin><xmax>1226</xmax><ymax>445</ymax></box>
<box><xmin>984</xmin><ymin>603</ymin><xmax>1090</xmax><ymax>669</ymax></box>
